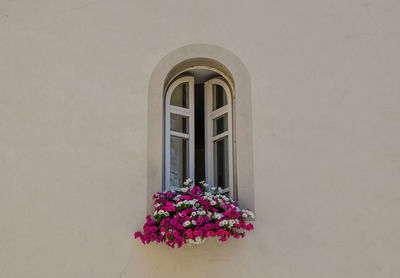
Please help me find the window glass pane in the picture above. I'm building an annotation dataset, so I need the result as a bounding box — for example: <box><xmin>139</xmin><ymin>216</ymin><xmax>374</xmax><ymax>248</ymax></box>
<box><xmin>170</xmin><ymin>113</ymin><xmax>188</xmax><ymax>134</ymax></box>
<box><xmin>170</xmin><ymin>82</ymin><xmax>188</xmax><ymax>108</ymax></box>
<box><xmin>170</xmin><ymin>136</ymin><xmax>188</xmax><ymax>188</ymax></box>
<box><xmin>213</xmin><ymin>113</ymin><xmax>228</xmax><ymax>136</ymax></box>
<box><xmin>213</xmin><ymin>136</ymin><xmax>229</xmax><ymax>189</ymax></box>
<box><xmin>212</xmin><ymin>84</ymin><xmax>227</xmax><ymax>110</ymax></box>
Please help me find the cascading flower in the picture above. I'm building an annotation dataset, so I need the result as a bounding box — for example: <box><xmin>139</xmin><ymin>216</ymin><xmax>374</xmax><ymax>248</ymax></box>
<box><xmin>134</xmin><ymin>179</ymin><xmax>255</xmax><ymax>248</ymax></box>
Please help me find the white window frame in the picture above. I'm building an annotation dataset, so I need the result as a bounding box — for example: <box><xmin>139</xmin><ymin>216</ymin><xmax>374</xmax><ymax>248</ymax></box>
<box><xmin>204</xmin><ymin>78</ymin><xmax>234</xmax><ymax>195</ymax></box>
<box><xmin>164</xmin><ymin>76</ymin><xmax>195</xmax><ymax>191</ymax></box>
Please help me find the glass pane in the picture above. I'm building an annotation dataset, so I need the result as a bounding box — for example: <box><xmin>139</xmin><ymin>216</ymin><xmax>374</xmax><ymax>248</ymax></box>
<box><xmin>170</xmin><ymin>82</ymin><xmax>188</xmax><ymax>108</ymax></box>
<box><xmin>212</xmin><ymin>84</ymin><xmax>227</xmax><ymax>110</ymax></box>
<box><xmin>170</xmin><ymin>113</ymin><xmax>188</xmax><ymax>134</ymax></box>
<box><xmin>213</xmin><ymin>113</ymin><xmax>228</xmax><ymax>136</ymax></box>
<box><xmin>213</xmin><ymin>136</ymin><xmax>229</xmax><ymax>189</ymax></box>
<box><xmin>170</xmin><ymin>136</ymin><xmax>188</xmax><ymax>188</ymax></box>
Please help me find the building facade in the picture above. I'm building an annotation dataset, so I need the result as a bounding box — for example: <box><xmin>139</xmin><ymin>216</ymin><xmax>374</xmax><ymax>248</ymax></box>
<box><xmin>1</xmin><ymin>1</ymin><xmax>400</xmax><ymax>277</ymax></box>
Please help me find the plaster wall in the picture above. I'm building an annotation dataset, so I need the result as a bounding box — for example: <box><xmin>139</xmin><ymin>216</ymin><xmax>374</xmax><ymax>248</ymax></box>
<box><xmin>1</xmin><ymin>1</ymin><xmax>400</xmax><ymax>277</ymax></box>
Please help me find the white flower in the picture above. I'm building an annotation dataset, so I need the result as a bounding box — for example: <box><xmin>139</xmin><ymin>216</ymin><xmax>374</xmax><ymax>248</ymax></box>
<box><xmin>191</xmin><ymin>220</ymin><xmax>196</xmax><ymax>225</ymax></box>
<box><xmin>210</xmin><ymin>201</ymin><xmax>217</xmax><ymax>206</ymax></box>
<box><xmin>154</xmin><ymin>203</ymin><xmax>161</xmax><ymax>208</ymax></box>
<box><xmin>229</xmin><ymin>220</ymin><xmax>235</xmax><ymax>226</ymax></box>
<box><xmin>158</xmin><ymin>210</ymin><xmax>165</xmax><ymax>215</ymax></box>
<box><xmin>191</xmin><ymin>211</ymin><xmax>197</xmax><ymax>217</ymax></box>
<box><xmin>183</xmin><ymin>221</ymin><xmax>191</xmax><ymax>227</ymax></box>
<box><xmin>242</xmin><ymin>213</ymin><xmax>248</xmax><ymax>218</ymax></box>
<box><xmin>181</xmin><ymin>187</ymin><xmax>189</xmax><ymax>193</ymax></box>
<box><xmin>153</xmin><ymin>211</ymin><xmax>158</xmax><ymax>216</ymax></box>
<box><xmin>183</xmin><ymin>178</ymin><xmax>193</xmax><ymax>186</ymax></box>
<box><xmin>164</xmin><ymin>212</ymin><xmax>169</xmax><ymax>217</ymax></box>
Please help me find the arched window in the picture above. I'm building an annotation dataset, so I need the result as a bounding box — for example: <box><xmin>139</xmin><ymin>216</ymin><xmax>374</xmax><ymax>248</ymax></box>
<box><xmin>147</xmin><ymin>46</ymin><xmax>255</xmax><ymax>212</ymax></box>
<box><xmin>164</xmin><ymin>70</ymin><xmax>234</xmax><ymax>196</ymax></box>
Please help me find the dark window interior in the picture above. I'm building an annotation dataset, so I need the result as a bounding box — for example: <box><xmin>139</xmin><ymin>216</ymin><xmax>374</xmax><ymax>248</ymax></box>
<box><xmin>194</xmin><ymin>84</ymin><xmax>205</xmax><ymax>182</ymax></box>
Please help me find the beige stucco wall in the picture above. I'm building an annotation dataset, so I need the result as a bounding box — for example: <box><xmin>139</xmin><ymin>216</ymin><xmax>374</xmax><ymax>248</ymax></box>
<box><xmin>1</xmin><ymin>1</ymin><xmax>399</xmax><ymax>277</ymax></box>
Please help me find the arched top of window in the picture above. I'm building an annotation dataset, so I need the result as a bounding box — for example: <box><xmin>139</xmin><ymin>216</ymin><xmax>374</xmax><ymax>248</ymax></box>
<box><xmin>170</xmin><ymin>82</ymin><xmax>189</xmax><ymax>108</ymax></box>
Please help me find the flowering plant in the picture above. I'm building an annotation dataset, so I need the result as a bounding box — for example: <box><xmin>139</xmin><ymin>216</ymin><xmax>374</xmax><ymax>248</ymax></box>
<box><xmin>134</xmin><ymin>179</ymin><xmax>255</xmax><ymax>248</ymax></box>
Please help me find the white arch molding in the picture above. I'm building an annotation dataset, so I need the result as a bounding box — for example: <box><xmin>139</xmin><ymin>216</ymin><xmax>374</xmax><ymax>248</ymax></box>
<box><xmin>147</xmin><ymin>44</ymin><xmax>255</xmax><ymax>213</ymax></box>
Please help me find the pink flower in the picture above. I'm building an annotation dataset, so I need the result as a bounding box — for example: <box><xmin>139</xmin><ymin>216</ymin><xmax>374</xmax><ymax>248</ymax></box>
<box><xmin>246</xmin><ymin>223</ymin><xmax>254</xmax><ymax>231</ymax></box>
<box><xmin>134</xmin><ymin>232</ymin><xmax>142</xmax><ymax>239</ymax></box>
<box><xmin>219</xmin><ymin>237</ymin><xmax>227</xmax><ymax>242</ymax></box>
<box><xmin>207</xmin><ymin>231</ymin><xmax>215</xmax><ymax>237</ymax></box>
<box><xmin>193</xmin><ymin>230</ymin><xmax>202</xmax><ymax>237</ymax></box>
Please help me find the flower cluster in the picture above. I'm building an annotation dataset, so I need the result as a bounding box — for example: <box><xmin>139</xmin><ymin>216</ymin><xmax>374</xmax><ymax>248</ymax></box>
<box><xmin>134</xmin><ymin>179</ymin><xmax>255</xmax><ymax>248</ymax></box>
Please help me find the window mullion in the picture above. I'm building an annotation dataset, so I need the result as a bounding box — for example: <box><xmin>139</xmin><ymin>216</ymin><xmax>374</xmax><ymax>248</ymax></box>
<box><xmin>170</xmin><ymin>130</ymin><xmax>190</xmax><ymax>139</ymax></box>
<box><xmin>211</xmin><ymin>105</ymin><xmax>228</xmax><ymax>119</ymax></box>
<box><xmin>212</xmin><ymin>131</ymin><xmax>229</xmax><ymax>142</ymax></box>
<box><xmin>169</xmin><ymin>106</ymin><xmax>191</xmax><ymax>117</ymax></box>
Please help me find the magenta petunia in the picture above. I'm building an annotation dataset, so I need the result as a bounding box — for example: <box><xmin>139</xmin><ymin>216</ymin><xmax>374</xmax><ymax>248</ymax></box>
<box><xmin>134</xmin><ymin>181</ymin><xmax>255</xmax><ymax>248</ymax></box>
<box><xmin>207</xmin><ymin>231</ymin><xmax>215</xmax><ymax>237</ymax></box>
